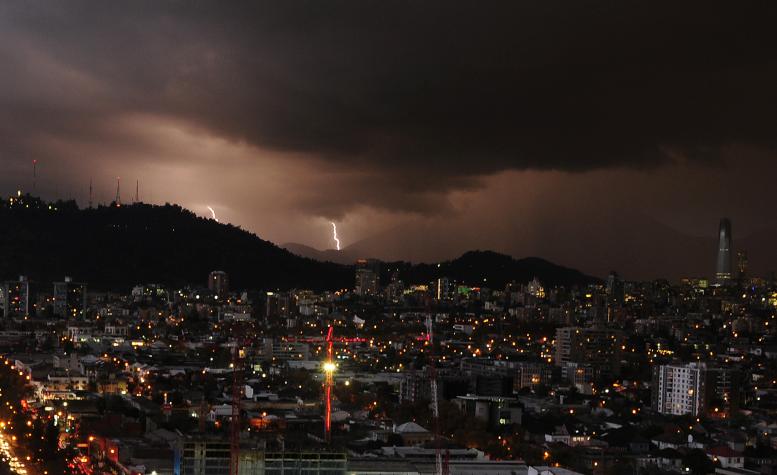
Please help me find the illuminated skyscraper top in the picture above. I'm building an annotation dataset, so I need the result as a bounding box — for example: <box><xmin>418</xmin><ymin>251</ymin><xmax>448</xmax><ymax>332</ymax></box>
<box><xmin>715</xmin><ymin>218</ymin><xmax>733</xmax><ymax>284</ymax></box>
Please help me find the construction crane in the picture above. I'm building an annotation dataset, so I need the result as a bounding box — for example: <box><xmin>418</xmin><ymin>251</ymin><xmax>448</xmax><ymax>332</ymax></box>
<box><xmin>319</xmin><ymin>326</ymin><xmax>366</xmax><ymax>443</ymax></box>
<box><xmin>285</xmin><ymin>335</ymin><xmax>367</xmax><ymax>344</ymax></box>
<box><xmin>323</xmin><ymin>326</ymin><xmax>336</xmax><ymax>443</ymax></box>
<box><xmin>426</xmin><ymin>313</ymin><xmax>448</xmax><ymax>475</ymax></box>
<box><xmin>229</xmin><ymin>321</ymin><xmax>254</xmax><ymax>475</ymax></box>
<box><xmin>198</xmin><ymin>399</ymin><xmax>208</xmax><ymax>433</ymax></box>
<box><xmin>115</xmin><ymin>176</ymin><xmax>121</xmax><ymax>207</ymax></box>
<box><xmin>230</xmin><ymin>344</ymin><xmax>241</xmax><ymax>475</ymax></box>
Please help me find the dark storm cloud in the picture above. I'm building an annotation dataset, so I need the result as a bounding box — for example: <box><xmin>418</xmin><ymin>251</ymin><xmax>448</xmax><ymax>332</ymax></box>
<box><xmin>1</xmin><ymin>1</ymin><xmax>777</xmax><ymax>214</ymax></box>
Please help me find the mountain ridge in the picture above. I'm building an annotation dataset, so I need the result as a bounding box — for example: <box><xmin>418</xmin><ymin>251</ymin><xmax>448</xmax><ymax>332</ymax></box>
<box><xmin>286</xmin><ymin>214</ymin><xmax>777</xmax><ymax>282</ymax></box>
<box><xmin>0</xmin><ymin>195</ymin><xmax>599</xmax><ymax>291</ymax></box>
<box><xmin>283</xmin><ymin>241</ymin><xmax>600</xmax><ymax>286</ymax></box>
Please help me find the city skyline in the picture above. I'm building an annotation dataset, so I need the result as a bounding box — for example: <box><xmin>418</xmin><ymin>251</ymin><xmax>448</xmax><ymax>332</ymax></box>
<box><xmin>2</xmin><ymin>4</ymin><xmax>777</xmax><ymax>475</ymax></box>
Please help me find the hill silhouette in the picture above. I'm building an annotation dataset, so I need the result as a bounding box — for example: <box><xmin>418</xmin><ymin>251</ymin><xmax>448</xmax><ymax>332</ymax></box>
<box><xmin>283</xmin><ymin>242</ymin><xmax>600</xmax><ymax>288</ymax></box>
<box><xmin>0</xmin><ymin>195</ymin><xmax>352</xmax><ymax>291</ymax></box>
<box><xmin>0</xmin><ymin>195</ymin><xmax>597</xmax><ymax>291</ymax></box>
<box><xmin>383</xmin><ymin>251</ymin><xmax>600</xmax><ymax>289</ymax></box>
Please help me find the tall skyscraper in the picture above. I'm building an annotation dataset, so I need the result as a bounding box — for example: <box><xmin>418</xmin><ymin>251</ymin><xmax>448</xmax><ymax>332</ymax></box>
<box><xmin>715</xmin><ymin>218</ymin><xmax>733</xmax><ymax>284</ymax></box>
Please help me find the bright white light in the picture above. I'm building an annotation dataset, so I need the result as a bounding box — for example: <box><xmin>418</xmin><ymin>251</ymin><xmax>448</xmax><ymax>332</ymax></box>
<box><xmin>323</xmin><ymin>362</ymin><xmax>337</xmax><ymax>373</ymax></box>
<box><xmin>330</xmin><ymin>222</ymin><xmax>341</xmax><ymax>250</ymax></box>
<box><xmin>206</xmin><ymin>206</ymin><xmax>218</xmax><ymax>222</ymax></box>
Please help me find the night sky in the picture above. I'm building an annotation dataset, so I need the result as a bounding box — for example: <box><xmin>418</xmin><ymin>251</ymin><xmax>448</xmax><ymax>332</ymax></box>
<box><xmin>2</xmin><ymin>1</ymin><xmax>777</xmax><ymax>280</ymax></box>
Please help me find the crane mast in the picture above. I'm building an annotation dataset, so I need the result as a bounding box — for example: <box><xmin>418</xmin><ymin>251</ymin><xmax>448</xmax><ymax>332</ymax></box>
<box><xmin>229</xmin><ymin>322</ymin><xmax>253</xmax><ymax>475</ymax></box>
<box><xmin>324</xmin><ymin>326</ymin><xmax>335</xmax><ymax>442</ymax></box>
<box><xmin>426</xmin><ymin>314</ymin><xmax>445</xmax><ymax>475</ymax></box>
<box><xmin>230</xmin><ymin>343</ymin><xmax>241</xmax><ymax>475</ymax></box>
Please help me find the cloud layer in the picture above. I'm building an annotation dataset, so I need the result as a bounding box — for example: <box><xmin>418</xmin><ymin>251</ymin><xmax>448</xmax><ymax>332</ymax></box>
<box><xmin>1</xmin><ymin>1</ymin><xmax>776</xmax><ymax>277</ymax></box>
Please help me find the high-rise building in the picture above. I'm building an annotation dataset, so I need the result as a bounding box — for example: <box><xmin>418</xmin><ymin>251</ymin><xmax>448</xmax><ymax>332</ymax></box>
<box><xmin>555</xmin><ymin>327</ymin><xmax>575</xmax><ymax>367</ymax></box>
<box><xmin>435</xmin><ymin>277</ymin><xmax>452</xmax><ymax>300</ymax></box>
<box><xmin>53</xmin><ymin>276</ymin><xmax>87</xmax><ymax>318</ymax></box>
<box><xmin>2</xmin><ymin>276</ymin><xmax>30</xmax><ymax>317</ymax></box>
<box><xmin>706</xmin><ymin>366</ymin><xmax>742</xmax><ymax>413</ymax></box>
<box><xmin>736</xmin><ymin>250</ymin><xmax>748</xmax><ymax>280</ymax></box>
<box><xmin>715</xmin><ymin>218</ymin><xmax>733</xmax><ymax>284</ymax></box>
<box><xmin>354</xmin><ymin>259</ymin><xmax>380</xmax><ymax>296</ymax></box>
<box><xmin>555</xmin><ymin>326</ymin><xmax>623</xmax><ymax>378</ymax></box>
<box><xmin>606</xmin><ymin>271</ymin><xmax>624</xmax><ymax>304</ymax></box>
<box><xmin>354</xmin><ymin>269</ymin><xmax>378</xmax><ymax>296</ymax></box>
<box><xmin>652</xmin><ymin>362</ymin><xmax>706</xmax><ymax>416</ymax></box>
<box><xmin>208</xmin><ymin>271</ymin><xmax>229</xmax><ymax>295</ymax></box>
<box><xmin>265</xmin><ymin>292</ymin><xmax>290</xmax><ymax>319</ymax></box>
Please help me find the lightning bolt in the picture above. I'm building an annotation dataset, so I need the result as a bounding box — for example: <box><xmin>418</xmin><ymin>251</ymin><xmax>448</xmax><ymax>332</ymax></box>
<box><xmin>207</xmin><ymin>206</ymin><xmax>219</xmax><ymax>222</ymax></box>
<box><xmin>330</xmin><ymin>222</ymin><xmax>341</xmax><ymax>251</ymax></box>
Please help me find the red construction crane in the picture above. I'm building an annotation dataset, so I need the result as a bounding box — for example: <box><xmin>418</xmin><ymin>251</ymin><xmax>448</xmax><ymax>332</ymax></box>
<box><xmin>323</xmin><ymin>326</ymin><xmax>335</xmax><ymax>443</ymax></box>
<box><xmin>285</xmin><ymin>335</ymin><xmax>367</xmax><ymax>344</ymax></box>
<box><xmin>321</xmin><ymin>326</ymin><xmax>364</xmax><ymax>443</ymax></box>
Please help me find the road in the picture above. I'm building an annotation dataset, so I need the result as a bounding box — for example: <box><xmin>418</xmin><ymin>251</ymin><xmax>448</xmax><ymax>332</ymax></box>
<box><xmin>0</xmin><ymin>434</ymin><xmax>36</xmax><ymax>475</ymax></box>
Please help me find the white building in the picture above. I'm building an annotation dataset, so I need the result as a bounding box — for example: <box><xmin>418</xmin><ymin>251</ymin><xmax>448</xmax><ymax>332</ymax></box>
<box><xmin>652</xmin><ymin>362</ymin><xmax>706</xmax><ymax>416</ymax></box>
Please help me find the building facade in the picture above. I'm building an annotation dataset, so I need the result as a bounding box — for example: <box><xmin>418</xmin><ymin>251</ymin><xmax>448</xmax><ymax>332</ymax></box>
<box><xmin>555</xmin><ymin>326</ymin><xmax>623</xmax><ymax>378</ymax></box>
<box><xmin>2</xmin><ymin>276</ymin><xmax>30</xmax><ymax>317</ymax></box>
<box><xmin>208</xmin><ymin>271</ymin><xmax>230</xmax><ymax>295</ymax></box>
<box><xmin>53</xmin><ymin>276</ymin><xmax>87</xmax><ymax>318</ymax></box>
<box><xmin>652</xmin><ymin>363</ymin><xmax>706</xmax><ymax>416</ymax></box>
<box><xmin>716</xmin><ymin>218</ymin><xmax>733</xmax><ymax>284</ymax></box>
<box><xmin>175</xmin><ymin>438</ymin><xmax>346</xmax><ymax>475</ymax></box>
